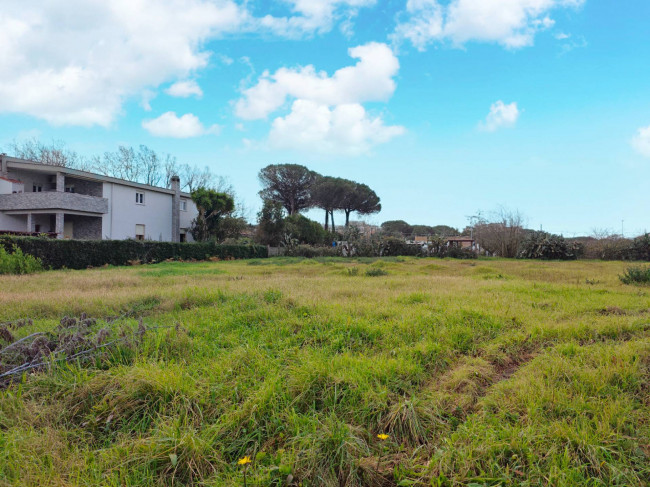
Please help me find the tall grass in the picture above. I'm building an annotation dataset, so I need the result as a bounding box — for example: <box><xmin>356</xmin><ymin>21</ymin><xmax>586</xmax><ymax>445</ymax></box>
<box><xmin>0</xmin><ymin>258</ymin><xmax>647</xmax><ymax>486</ymax></box>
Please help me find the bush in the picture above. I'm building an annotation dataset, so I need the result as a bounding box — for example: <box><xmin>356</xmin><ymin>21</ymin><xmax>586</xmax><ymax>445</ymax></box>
<box><xmin>365</xmin><ymin>267</ymin><xmax>388</xmax><ymax>277</ymax></box>
<box><xmin>579</xmin><ymin>234</ymin><xmax>650</xmax><ymax>261</ymax></box>
<box><xmin>434</xmin><ymin>246</ymin><xmax>477</xmax><ymax>259</ymax></box>
<box><xmin>284</xmin><ymin>245</ymin><xmax>340</xmax><ymax>258</ymax></box>
<box><xmin>629</xmin><ymin>233</ymin><xmax>650</xmax><ymax>261</ymax></box>
<box><xmin>379</xmin><ymin>237</ymin><xmax>421</xmax><ymax>257</ymax></box>
<box><xmin>0</xmin><ymin>236</ymin><xmax>267</xmax><ymax>270</ymax></box>
<box><xmin>0</xmin><ymin>245</ymin><xmax>43</xmax><ymax>274</ymax></box>
<box><xmin>518</xmin><ymin>231</ymin><xmax>581</xmax><ymax>260</ymax></box>
<box><xmin>619</xmin><ymin>266</ymin><xmax>650</xmax><ymax>285</ymax></box>
<box><xmin>284</xmin><ymin>214</ymin><xmax>328</xmax><ymax>245</ymax></box>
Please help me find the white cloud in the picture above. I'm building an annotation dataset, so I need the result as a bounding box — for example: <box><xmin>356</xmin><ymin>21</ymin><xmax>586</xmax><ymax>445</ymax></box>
<box><xmin>142</xmin><ymin>112</ymin><xmax>220</xmax><ymax>138</ymax></box>
<box><xmin>235</xmin><ymin>42</ymin><xmax>399</xmax><ymax>120</ymax></box>
<box><xmin>270</xmin><ymin>100</ymin><xmax>404</xmax><ymax>155</ymax></box>
<box><xmin>479</xmin><ymin>101</ymin><xmax>520</xmax><ymax>132</ymax></box>
<box><xmin>0</xmin><ymin>0</ymin><xmax>247</xmax><ymax>126</ymax></box>
<box><xmin>392</xmin><ymin>0</ymin><xmax>444</xmax><ymax>51</ymax></box>
<box><xmin>258</xmin><ymin>0</ymin><xmax>376</xmax><ymax>37</ymax></box>
<box><xmin>393</xmin><ymin>0</ymin><xmax>585</xmax><ymax>50</ymax></box>
<box><xmin>0</xmin><ymin>1</ymin><xmax>379</xmax><ymax>127</ymax></box>
<box><xmin>235</xmin><ymin>42</ymin><xmax>403</xmax><ymax>153</ymax></box>
<box><xmin>165</xmin><ymin>80</ymin><xmax>203</xmax><ymax>98</ymax></box>
<box><xmin>632</xmin><ymin>126</ymin><xmax>650</xmax><ymax>158</ymax></box>
<box><xmin>140</xmin><ymin>90</ymin><xmax>156</xmax><ymax>112</ymax></box>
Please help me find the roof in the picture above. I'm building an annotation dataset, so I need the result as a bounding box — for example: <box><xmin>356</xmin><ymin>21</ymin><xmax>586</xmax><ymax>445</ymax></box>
<box><xmin>0</xmin><ymin>176</ymin><xmax>23</xmax><ymax>184</ymax></box>
<box><xmin>4</xmin><ymin>157</ymin><xmax>192</xmax><ymax>197</ymax></box>
<box><xmin>446</xmin><ymin>236</ymin><xmax>474</xmax><ymax>241</ymax></box>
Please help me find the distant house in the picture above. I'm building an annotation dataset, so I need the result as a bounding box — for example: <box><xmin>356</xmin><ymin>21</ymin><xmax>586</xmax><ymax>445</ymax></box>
<box><xmin>347</xmin><ymin>220</ymin><xmax>380</xmax><ymax>236</ymax></box>
<box><xmin>445</xmin><ymin>236</ymin><xmax>476</xmax><ymax>251</ymax></box>
<box><xmin>0</xmin><ymin>154</ymin><xmax>198</xmax><ymax>241</ymax></box>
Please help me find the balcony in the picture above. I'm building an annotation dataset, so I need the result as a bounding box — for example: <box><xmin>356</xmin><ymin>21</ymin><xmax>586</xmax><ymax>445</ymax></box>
<box><xmin>0</xmin><ymin>191</ymin><xmax>108</xmax><ymax>214</ymax></box>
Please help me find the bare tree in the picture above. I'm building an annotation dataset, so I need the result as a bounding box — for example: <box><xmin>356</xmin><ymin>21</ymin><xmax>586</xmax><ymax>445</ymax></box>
<box><xmin>7</xmin><ymin>139</ymin><xmax>231</xmax><ymax>205</ymax></box>
<box><xmin>135</xmin><ymin>145</ymin><xmax>162</xmax><ymax>187</ymax></box>
<box><xmin>7</xmin><ymin>138</ymin><xmax>91</xmax><ymax>170</ymax></box>
<box><xmin>470</xmin><ymin>207</ymin><xmax>527</xmax><ymax>257</ymax></box>
<box><xmin>179</xmin><ymin>164</ymin><xmax>216</xmax><ymax>193</ymax></box>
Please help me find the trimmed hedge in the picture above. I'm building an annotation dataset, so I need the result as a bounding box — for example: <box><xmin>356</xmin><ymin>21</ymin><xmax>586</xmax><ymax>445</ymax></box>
<box><xmin>0</xmin><ymin>236</ymin><xmax>267</xmax><ymax>270</ymax></box>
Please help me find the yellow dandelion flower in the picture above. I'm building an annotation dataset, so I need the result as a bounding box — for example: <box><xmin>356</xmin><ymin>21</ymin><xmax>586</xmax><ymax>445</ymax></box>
<box><xmin>377</xmin><ymin>434</ymin><xmax>389</xmax><ymax>440</ymax></box>
<box><xmin>238</xmin><ymin>456</ymin><xmax>252</xmax><ymax>465</ymax></box>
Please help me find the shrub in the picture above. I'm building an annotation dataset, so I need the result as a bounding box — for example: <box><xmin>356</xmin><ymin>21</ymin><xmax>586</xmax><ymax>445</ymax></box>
<box><xmin>0</xmin><ymin>245</ymin><xmax>43</xmax><ymax>274</ymax></box>
<box><xmin>379</xmin><ymin>237</ymin><xmax>421</xmax><ymax>257</ymax></box>
<box><xmin>580</xmin><ymin>235</ymin><xmax>650</xmax><ymax>261</ymax></box>
<box><xmin>0</xmin><ymin>236</ymin><xmax>267</xmax><ymax>270</ymax></box>
<box><xmin>284</xmin><ymin>245</ymin><xmax>340</xmax><ymax>258</ymax></box>
<box><xmin>434</xmin><ymin>246</ymin><xmax>477</xmax><ymax>259</ymax></box>
<box><xmin>619</xmin><ymin>266</ymin><xmax>650</xmax><ymax>285</ymax></box>
<box><xmin>365</xmin><ymin>267</ymin><xmax>388</xmax><ymax>277</ymax></box>
<box><xmin>629</xmin><ymin>233</ymin><xmax>650</xmax><ymax>261</ymax></box>
<box><xmin>518</xmin><ymin>231</ymin><xmax>581</xmax><ymax>260</ymax></box>
<box><xmin>284</xmin><ymin>214</ymin><xmax>328</xmax><ymax>245</ymax></box>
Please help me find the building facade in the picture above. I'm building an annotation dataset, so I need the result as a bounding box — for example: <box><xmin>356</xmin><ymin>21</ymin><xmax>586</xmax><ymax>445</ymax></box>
<box><xmin>0</xmin><ymin>155</ymin><xmax>197</xmax><ymax>242</ymax></box>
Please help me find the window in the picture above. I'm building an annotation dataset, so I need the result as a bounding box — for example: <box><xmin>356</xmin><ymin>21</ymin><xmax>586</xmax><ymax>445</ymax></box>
<box><xmin>33</xmin><ymin>185</ymin><xmax>42</xmax><ymax>192</ymax></box>
<box><xmin>135</xmin><ymin>192</ymin><xmax>145</xmax><ymax>204</ymax></box>
<box><xmin>135</xmin><ymin>224</ymin><xmax>145</xmax><ymax>241</ymax></box>
<box><xmin>180</xmin><ymin>232</ymin><xmax>187</xmax><ymax>243</ymax></box>
<box><xmin>65</xmin><ymin>186</ymin><xmax>75</xmax><ymax>193</ymax></box>
<box><xmin>180</xmin><ymin>200</ymin><xmax>187</xmax><ymax>211</ymax></box>
<box><xmin>34</xmin><ymin>224</ymin><xmax>41</xmax><ymax>233</ymax></box>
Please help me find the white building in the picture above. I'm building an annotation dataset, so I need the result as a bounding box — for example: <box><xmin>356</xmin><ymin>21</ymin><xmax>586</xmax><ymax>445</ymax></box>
<box><xmin>0</xmin><ymin>155</ymin><xmax>198</xmax><ymax>242</ymax></box>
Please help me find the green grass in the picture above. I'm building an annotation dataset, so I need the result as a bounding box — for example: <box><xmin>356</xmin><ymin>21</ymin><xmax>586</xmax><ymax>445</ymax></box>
<box><xmin>0</xmin><ymin>258</ymin><xmax>648</xmax><ymax>486</ymax></box>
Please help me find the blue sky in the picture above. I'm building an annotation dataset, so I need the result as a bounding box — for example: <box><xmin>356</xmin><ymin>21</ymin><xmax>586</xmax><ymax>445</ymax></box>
<box><xmin>1</xmin><ymin>0</ymin><xmax>649</xmax><ymax>236</ymax></box>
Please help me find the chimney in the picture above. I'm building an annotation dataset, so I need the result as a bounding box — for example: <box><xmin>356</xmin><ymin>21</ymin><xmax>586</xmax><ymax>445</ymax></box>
<box><xmin>170</xmin><ymin>175</ymin><xmax>181</xmax><ymax>243</ymax></box>
<box><xmin>0</xmin><ymin>153</ymin><xmax>7</xmax><ymax>177</ymax></box>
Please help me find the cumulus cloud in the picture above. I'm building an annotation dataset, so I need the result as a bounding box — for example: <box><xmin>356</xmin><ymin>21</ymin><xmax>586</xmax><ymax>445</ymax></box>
<box><xmin>235</xmin><ymin>42</ymin><xmax>403</xmax><ymax>153</ymax></box>
<box><xmin>0</xmin><ymin>0</ymin><xmax>247</xmax><ymax>126</ymax></box>
<box><xmin>165</xmin><ymin>80</ymin><xmax>203</xmax><ymax>98</ymax></box>
<box><xmin>270</xmin><ymin>100</ymin><xmax>405</xmax><ymax>155</ymax></box>
<box><xmin>479</xmin><ymin>101</ymin><xmax>520</xmax><ymax>132</ymax></box>
<box><xmin>258</xmin><ymin>0</ymin><xmax>376</xmax><ymax>37</ymax></box>
<box><xmin>0</xmin><ymin>0</ymin><xmax>379</xmax><ymax>127</ymax></box>
<box><xmin>235</xmin><ymin>42</ymin><xmax>399</xmax><ymax>120</ymax></box>
<box><xmin>631</xmin><ymin>126</ymin><xmax>650</xmax><ymax>158</ymax></box>
<box><xmin>142</xmin><ymin>112</ymin><xmax>220</xmax><ymax>138</ymax></box>
<box><xmin>393</xmin><ymin>0</ymin><xmax>585</xmax><ymax>50</ymax></box>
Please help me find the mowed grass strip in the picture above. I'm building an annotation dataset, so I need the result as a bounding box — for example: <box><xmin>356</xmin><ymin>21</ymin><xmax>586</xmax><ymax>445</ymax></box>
<box><xmin>0</xmin><ymin>257</ymin><xmax>648</xmax><ymax>486</ymax></box>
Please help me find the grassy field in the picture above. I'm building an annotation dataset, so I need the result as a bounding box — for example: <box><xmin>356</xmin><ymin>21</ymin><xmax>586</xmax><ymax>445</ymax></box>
<box><xmin>0</xmin><ymin>257</ymin><xmax>648</xmax><ymax>486</ymax></box>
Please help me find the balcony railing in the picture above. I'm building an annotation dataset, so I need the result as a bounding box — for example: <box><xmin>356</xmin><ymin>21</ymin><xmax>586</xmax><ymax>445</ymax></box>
<box><xmin>0</xmin><ymin>192</ymin><xmax>108</xmax><ymax>214</ymax></box>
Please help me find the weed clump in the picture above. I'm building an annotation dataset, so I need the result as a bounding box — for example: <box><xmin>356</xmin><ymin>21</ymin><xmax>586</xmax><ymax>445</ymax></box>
<box><xmin>365</xmin><ymin>268</ymin><xmax>388</xmax><ymax>277</ymax></box>
<box><xmin>619</xmin><ymin>266</ymin><xmax>650</xmax><ymax>285</ymax></box>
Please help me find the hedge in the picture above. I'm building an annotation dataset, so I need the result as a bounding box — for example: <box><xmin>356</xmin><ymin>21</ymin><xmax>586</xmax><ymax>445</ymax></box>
<box><xmin>0</xmin><ymin>236</ymin><xmax>267</xmax><ymax>270</ymax></box>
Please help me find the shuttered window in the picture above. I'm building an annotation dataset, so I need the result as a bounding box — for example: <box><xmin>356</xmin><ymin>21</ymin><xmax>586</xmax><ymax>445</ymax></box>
<box><xmin>135</xmin><ymin>224</ymin><xmax>145</xmax><ymax>241</ymax></box>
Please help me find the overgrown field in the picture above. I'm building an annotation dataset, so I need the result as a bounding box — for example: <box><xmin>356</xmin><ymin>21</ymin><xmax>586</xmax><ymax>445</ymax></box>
<box><xmin>0</xmin><ymin>258</ymin><xmax>648</xmax><ymax>486</ymax></box>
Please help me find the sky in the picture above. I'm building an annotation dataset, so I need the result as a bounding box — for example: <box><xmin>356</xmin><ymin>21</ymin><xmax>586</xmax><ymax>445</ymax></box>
<box><xmin>1</xmin><ymin>0</ymin><xmax>649</xmax><ymax>236</ymax></box>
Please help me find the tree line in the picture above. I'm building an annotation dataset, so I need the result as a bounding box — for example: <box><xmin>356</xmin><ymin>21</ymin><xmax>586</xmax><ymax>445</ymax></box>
<box><xmin>258</xmin><ymin>164</ymin><xmax>381</xmax><ymax>232</ymax></box>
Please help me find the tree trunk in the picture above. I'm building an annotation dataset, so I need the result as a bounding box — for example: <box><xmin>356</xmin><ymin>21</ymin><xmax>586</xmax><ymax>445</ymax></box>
<box><xmin>324</xmin><ymin>209</ymin><xmax>329</xmax><ymax>231</ymax></box>
<box><xmin>345</xmin><ymin>210</ymin><xmax>351</xmax><ymax>227</ymax></box>
<box><xmin>330</xmin><ymin>211</ymin><xmax>335</xmax><ymax>233</ymax></box>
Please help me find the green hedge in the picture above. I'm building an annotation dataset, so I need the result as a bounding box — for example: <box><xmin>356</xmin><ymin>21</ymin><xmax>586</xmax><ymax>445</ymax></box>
<box><xmin>0</xmin><ymin>236</ymin><xmax>267</xmax><ymax>270</ymax></box>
